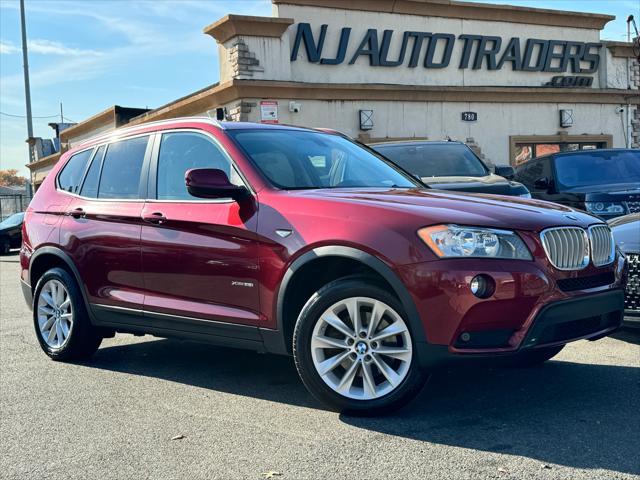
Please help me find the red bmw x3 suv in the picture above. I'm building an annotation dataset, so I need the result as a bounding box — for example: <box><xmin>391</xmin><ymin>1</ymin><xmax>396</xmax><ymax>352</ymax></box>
<box><xmin>20</xmin><ymin>118</ymin><xmax>625</xmax><ymax>414</ymax></box>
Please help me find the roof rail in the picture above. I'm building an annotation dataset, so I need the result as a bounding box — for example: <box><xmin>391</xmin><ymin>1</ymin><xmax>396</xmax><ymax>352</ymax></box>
<box><xmin>75</xmin><ymin>116</ymin><xmax>225</xmax><ymax>148</ymax></box>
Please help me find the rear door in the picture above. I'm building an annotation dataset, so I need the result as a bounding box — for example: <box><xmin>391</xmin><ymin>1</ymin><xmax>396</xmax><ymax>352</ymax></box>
<box><xmin>60</xmin><ymin>134</ymin><xmax>151</xmax><ymax>316</ymax></box>
<box><xmin>140</xmin><ymin>129</ymin><xmax>261</xmax><ymax>332</ymax></box>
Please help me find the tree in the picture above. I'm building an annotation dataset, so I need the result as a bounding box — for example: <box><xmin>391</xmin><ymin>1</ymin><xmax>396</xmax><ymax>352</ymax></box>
<box><xmin>0</xmin><ymin>169</ymin><xmax>27</xmax><ymax>187</ymax></box>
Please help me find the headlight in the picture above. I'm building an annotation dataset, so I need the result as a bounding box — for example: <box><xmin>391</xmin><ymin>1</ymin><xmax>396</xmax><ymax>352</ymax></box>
<box><xmin>418</xmin><ymin>225</ymin><xmax>532</xmax><ymax>260</ymax></box>
<box><xmin>518</xmin><ymin>192</ymin><xmax>532</xmax><ymax>199</ymax></box>
<box><xmin>585</xmin><ymin>202</ymin><xmax>625</xmax><ymax>215</ymax></box>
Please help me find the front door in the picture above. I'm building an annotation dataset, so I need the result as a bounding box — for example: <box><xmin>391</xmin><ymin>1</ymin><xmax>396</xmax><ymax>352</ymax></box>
<box><xmin>140</xmin><ymin>130</ymin><xmax>261</xmax><ymax>329</ymax></box>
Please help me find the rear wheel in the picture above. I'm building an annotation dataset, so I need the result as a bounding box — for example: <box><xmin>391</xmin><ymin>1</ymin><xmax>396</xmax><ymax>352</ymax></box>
<box><xmin>33</xmin><ymin>268</ymin><xmax>102</xmax><ymax>361</ymax></box>
<box><xmin>506</xmin><ymin>345</ymin><xmax>564</xmax><ymax>368</ymax></box>
<box><xmin>293</xmin><ymin>277</ymin><xmax>427</xmax><ymax>415</ymax></box>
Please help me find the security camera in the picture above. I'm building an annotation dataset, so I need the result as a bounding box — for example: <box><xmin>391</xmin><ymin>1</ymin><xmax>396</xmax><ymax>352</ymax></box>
<box><xmin>289</xmin><ymin>101</ymin><xmax>301</xmax><ymax>113</ymax></box>
<box><xmin>615</xmin><ymin>107</ymin><xmax>625</xmax><ymax>114</ymax></box>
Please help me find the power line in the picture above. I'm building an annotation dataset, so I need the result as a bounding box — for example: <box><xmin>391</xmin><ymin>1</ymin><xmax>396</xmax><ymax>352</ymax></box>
<box><xmin>0</xmin><ymin>111</ymin><xmax>59</xmax><ymax>119</ymax></box>
<box><xmin>1</xmin><ymin>112</ymin><xmax>78</xmax><ymax>123</ymax></box>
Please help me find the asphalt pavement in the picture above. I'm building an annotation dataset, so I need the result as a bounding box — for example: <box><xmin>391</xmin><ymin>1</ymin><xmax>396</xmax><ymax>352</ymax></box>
<box><xmin>1</xmin><ymin>251</ymin><xmax>639</xmax><ymax>479</ymax></box>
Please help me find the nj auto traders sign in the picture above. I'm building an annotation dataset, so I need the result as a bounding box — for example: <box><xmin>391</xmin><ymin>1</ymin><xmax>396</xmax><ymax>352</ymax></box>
<box><xmin>290</xmin><ymin>23</ymin><xmax>601</xmax><ymax>76</ymax></box>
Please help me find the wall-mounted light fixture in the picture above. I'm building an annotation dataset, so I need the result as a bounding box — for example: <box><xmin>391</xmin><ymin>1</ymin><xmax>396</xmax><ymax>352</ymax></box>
<box><xmin>559</xmin><ymin>109</ymin><xmax>573</xmax><ymax>128</ymax></box>
<box><xmin>359</xmin><ymin>109</ymin><xmax>374</xmax><ymax>130</ymax></box>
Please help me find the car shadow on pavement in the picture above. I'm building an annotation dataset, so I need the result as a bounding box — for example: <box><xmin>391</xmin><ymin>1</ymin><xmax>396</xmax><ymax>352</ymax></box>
<box><xmin>611</xmin><ymin>329</ymin><xmax>640</xmax><ymax>344</ymax></box>
<box><xmin>343</xmin><ymin>359</ymin><xmax>640</xmax><ymax>476</ymax></box>
<box><xmin>94</xmin><ymin>337</ymin><xmax>639</xmax><ymax>475</ymax></box>
<box><xmin>93</xmin><ymin>338</ymin><xmax>317</xmax><ymax>408</ymax></box>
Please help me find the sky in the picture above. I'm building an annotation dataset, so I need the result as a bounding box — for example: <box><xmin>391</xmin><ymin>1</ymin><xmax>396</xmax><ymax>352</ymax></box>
<box><xmin>1</xmin><ymin>0</ymin><xmax>638</xmax><ymax>177</ymax></box>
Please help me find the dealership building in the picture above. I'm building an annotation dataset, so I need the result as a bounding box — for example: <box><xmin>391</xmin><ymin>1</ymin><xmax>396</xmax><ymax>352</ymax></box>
<box><xmin>28</xmin><ymin>0</ymin><xmax>639</xmax><ymax>187</ymax></box>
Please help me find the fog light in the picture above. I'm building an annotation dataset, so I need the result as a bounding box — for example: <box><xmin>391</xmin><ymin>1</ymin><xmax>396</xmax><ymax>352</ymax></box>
<box><xmin>460</xmin><ymin>332</ymin><xmax>471</xmax><ymax>342</ymax></box>
<box><xmin>470</xmin><ymin>274</ymin><xmax>494</xmax><ymax>299</ymax></box>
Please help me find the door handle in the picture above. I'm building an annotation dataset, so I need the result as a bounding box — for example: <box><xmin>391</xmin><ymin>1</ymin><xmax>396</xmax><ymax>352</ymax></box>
<box><xmin>67</xmin><ymin>207</ymin><xmax>86</xmax><ymax>219</ymax></box>
<box><xmin>143</xmin><ymin>211</ymin><xmax>167</xmax><ymax>224</ymax></box>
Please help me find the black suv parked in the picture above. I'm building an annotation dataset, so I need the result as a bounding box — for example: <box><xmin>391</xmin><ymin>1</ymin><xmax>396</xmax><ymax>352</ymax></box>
<box><xmin>0</xmin><ymin>212</ymin><xmax>24</xmax><ymax>254</ymax></box>
<box><xmin>371</xmin><ymin>141</ymin><xmax>531</xmax><ymax>197</ymax></box>
<box><xmin>513</xmin><ymin>149</ymin><xmax>640</xmax><ymax>219</ymax></box>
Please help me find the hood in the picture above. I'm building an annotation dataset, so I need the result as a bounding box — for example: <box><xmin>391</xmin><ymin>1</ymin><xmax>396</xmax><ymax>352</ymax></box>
<box><xmin>563</xmin><ymin>182</ymin><xmax>640</xmax><ymax>196</ymax></box>
<box><xmin>421</xmin><ymin>174</ymin><xmax>525</xmax><ymax>196</ymax></box>
<box><xmin>294</xmin><ymin>188</ymin><xmax>601</xmax><ymax>232</ymax></box>
<box><xmin>611</xmin><ymin>218</ymin><xmax>640</xmax><ymax>253</ymax></box>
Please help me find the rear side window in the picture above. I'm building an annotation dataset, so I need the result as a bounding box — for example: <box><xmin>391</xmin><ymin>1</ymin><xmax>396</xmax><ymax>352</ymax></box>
<box><xmin>156</xmin><ymin>132</ymin><xmax>243</xmax><ymax>200</ymax></box>
<box><xmin>79</xmin><ymin>145</ymin><xmax>105</xmax><ymax>198</ymax></box>
<box><xmin>98</xmin><ymin>136</ymin><xmax>149</xmax><ymax>199</ymax></box>
<box><xmin>58</xmin><ymin>149</ymin><xmax>93</xmax><ymax>193</ymax></box>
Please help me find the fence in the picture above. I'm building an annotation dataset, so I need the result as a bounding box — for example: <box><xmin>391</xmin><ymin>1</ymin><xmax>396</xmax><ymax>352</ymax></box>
<box><xmin>0</xmin><ymin>194</ymin><xmax>31</xmax><ymax>221</ymax></box>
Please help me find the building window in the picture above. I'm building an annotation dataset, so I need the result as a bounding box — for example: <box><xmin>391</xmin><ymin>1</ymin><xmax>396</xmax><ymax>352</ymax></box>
<box><xmin>510</xmin><ymin>136</ymin><xmax>612</xmax><ymax>166</ymax></box>
<box><xmin>514</xmin><ymin>145</ymin><xmax>534</xmax><ymax>165</ymax></box>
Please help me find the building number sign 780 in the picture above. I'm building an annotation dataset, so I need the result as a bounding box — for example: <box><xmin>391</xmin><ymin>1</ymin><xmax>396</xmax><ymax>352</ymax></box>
<box><xmin>461</xmin><ymin>112</ymin><xmax>478</xmax><ymax>122</ymax></box>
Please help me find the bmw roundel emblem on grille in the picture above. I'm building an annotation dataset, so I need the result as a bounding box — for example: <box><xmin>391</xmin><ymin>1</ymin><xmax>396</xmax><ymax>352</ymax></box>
<box><xmin>564</xmin><ymin>214</ymin><xmax>579</xmax><ymax>221</ymax></box>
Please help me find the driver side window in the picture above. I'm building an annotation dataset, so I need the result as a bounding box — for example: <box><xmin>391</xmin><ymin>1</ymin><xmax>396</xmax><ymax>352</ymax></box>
<box><xmin>156</xmin><ymin>132</ymin><xmax>243</xmax><ymax>200</ymax></box>
<box><xmin>308</xmin><ymin>150</ymin><xmax>345</xmax><ymax>186</ymax></box>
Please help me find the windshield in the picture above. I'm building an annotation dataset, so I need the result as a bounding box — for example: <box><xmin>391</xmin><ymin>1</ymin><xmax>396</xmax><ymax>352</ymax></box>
<box><xmin>228</xmin><ymin>130</ymin><xmax>418</xmax><ymax>190</ymax></box>
<box><xmin>0</xmin><ymin>212</ymin><xmax>24</xmax><ymax>229</ymax></box>
<box><xmin>374</xmin><ymin>143</ymin><xmax>487</xmax><ymax>178</ymax></box>
<box><xmin>554</xmin><ymin>150</ymin><xmax>640</xmax><ymax>188</ymax></box>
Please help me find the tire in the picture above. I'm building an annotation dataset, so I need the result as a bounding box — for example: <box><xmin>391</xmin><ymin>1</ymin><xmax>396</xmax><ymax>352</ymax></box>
<box><xmin>32</xmin><ymin>267</ymin><xmax>102</xmax><ymax>361</ymax></box>
<box><xmin>505</xmin><ymin>345</ymin><xmax>565</xmax><ymax>368</ymax></box>
<box><xmin>0</xmin><ymin>240</ymin><xmax>9</xmax><ymax>255</ymax></box>
<box><xmin>293</xmin><ymin>277</ymin><xmax>427</xmax><ymax>415</ymax></box>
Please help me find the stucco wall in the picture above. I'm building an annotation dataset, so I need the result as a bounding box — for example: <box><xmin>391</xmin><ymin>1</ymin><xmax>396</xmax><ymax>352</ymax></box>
<box><xmin>33</xmin><ymin>164</ymin><xmax>54</xmax><ymax>184</ymax></box>
<box><xmin>64</xmin><ymin>122</ymin><xmax>115</xmax><ymax>148</ymax></box>
<box><xmin>263</xmin><ymin>4</ymin><xmax>605</xmax><ymax>88</ymax></box>
<box><xmin>217</xmin><ymin>99</ymin><xmax>625</xmax><ymax>166</ymax></box>
<box><xmin>601</xmin><ymin>47</ymin><xmax>634</xmax><ymax>89</ymax></box>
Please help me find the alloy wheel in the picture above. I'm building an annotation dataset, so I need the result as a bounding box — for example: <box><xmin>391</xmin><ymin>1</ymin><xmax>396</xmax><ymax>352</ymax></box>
<box><xmin>37</xmin><ymin>279</ymin><xmax>74</xmax><ymax>349</ymax></box>
<box><xmin>310</xmin><ymin>296</ymin><xmax>412</xmax><ymax>400</ymax></box>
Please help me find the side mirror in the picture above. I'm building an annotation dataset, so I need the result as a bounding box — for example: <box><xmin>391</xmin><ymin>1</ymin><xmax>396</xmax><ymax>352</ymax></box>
<box><xmin>495</xmin><ymin>165</ymin><xmax>515</xmax><ymax>180</ymax></box>
<box><xmin>185</xmin><ymin>168</ymin><xmax>249</xmax><ymax>201</ymax></box>
<box><xmin>533</xmin><ymin>177</ymin><xmax>550</xmax><ymax>190</ymax></box>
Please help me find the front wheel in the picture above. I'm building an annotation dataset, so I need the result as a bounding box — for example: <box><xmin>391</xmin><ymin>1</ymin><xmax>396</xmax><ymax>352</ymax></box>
<box><xmin>33</xmin><ymin>267</ymin><xmax>102</xmax><ymax>361</ymax></box>
<box><xmin>293</xmin><ymin>277</ymin><xmax>427</xmax><ymax>415</ymax></box>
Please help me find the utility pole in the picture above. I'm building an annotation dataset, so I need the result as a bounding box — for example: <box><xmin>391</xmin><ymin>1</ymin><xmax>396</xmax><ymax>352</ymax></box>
<box><xmin>20</xmin><ymin>0</ymin><xmax>34</xmax><ymax>164</ymax></box>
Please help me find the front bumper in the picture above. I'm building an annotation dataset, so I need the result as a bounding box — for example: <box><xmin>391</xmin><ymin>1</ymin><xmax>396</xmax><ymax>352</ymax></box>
<box><xmin>414</xmin><ymin>289</ymin><xmax>624</xmax><ymax>368</ymax></box>
<box><xmin>397</xmin><ymin>253</ymin><xmax>625</xmax><ymax>360</ymax></box>
<box><xmin>519</xmin><ymin>289</ymin><xmax>623</xmax><ymax>349</ymax></box>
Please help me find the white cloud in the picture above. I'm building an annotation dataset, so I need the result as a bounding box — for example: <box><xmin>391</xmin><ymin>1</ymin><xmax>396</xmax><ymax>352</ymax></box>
<box><xmin>0</xmin><ymin>39</ymin><xmax>102</xmax><ymax>56</ymax></box>
<box><xmin>29</xmin><ymin>39</ymin><xmax>102</xmax><ymax>56</ymax></box>
<box><xmin>0</xmin><ymin>40</ymin><xmax>20</xmax><ymax>55</ymax></box>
